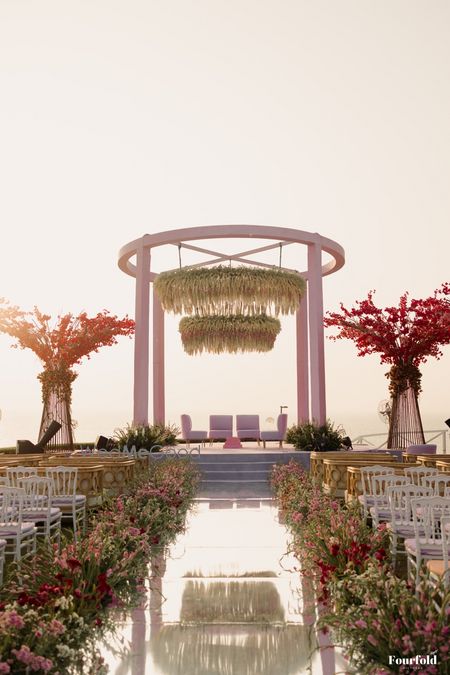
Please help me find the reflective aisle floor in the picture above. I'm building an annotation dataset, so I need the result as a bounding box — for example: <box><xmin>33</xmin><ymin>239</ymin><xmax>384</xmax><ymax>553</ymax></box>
<box><xmin>100</xmin><ymin>499</ymin><xmax>348</xmax><ymax>675</ymax></box>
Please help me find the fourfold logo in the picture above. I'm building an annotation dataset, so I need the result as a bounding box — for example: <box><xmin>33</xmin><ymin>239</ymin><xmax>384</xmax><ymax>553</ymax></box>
<box><xmin>388</xmin><ymin>653</ymin><xmax>438</xmax><ymax>667</ymax></box>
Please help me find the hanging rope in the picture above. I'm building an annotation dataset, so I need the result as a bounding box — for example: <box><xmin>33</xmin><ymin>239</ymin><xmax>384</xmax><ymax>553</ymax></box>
<box><xmin>178</xmin><ymin>244</ymin><xmax>182</xmax><ymax>269</ymax></box>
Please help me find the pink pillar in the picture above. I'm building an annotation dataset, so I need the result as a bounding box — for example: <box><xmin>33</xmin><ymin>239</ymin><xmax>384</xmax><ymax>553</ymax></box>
<box><xmin>308</xmin><ymin>243</ymin><xmax>326</xmax><ymax>424</ymax></box>
<box><xmin>152</xmin><ymin>287</ymin><xmax>165</xmax><ymax>424</ymax></box>
<box><xmin>133</xmin><ymin>246</ymin><xmax>151</xmax><ymax>425</ymax></box>
<box><xmin>131</xmin><ymin>605</ymin><xmax>146</xmax><ymax>675</ymax></box>
<box><xmin>296</xmin><ymin>291</ymin><xmax>310</xmax><ymax>423</ymax></box>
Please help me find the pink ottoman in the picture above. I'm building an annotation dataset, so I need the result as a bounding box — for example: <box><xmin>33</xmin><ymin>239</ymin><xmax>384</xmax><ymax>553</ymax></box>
<box><xmin>223</xmin><ymin>437</ymin><xmax>242</xmax><ymax>449</ymax></box>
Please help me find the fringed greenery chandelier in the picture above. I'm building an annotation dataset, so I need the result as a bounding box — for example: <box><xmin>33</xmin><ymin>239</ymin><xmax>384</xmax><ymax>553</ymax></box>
<box><xmin>154</xmin><ymin>265</ymin><xmax>305</xmax><ymax>355</ymax></box>
<box><xmin>154</xmin><ymin>265</ymin><xmax>306</xmax><ymax>316</ymax></box>
<box><xmin>179</xmin><ymin>315</ymin><xmax>281</xmax><ymax>355</ymax></box>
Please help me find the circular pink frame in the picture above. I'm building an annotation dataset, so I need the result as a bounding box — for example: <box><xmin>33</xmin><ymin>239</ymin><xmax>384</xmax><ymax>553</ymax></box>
<box><xmin>118</xmin><ymin>224</ymin><xmax>345</xmax><ymax>428</ymax></box>
<box><xmin>119</xmin><ymin>224</ymin><xmax>344</xmax><ymax>279</ymax></box>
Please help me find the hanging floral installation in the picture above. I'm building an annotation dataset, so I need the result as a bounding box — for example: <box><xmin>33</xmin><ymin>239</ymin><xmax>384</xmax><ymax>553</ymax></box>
<box><xmin>0</xmin><ymin>299</ymin><xmax>134</xmax><ymax>449</ymax></box>
<box><xmin>154</xmin><ymin>265</ymin><xmax>306</xmax><ymax>316</ymax></box>
<box><xmin>323</xmin><ymin>283</ymin><xmax>450</xmax><ymax>448</ymax></box>
<box><xmin>179</xmin><ymin>315</ymin><xmax>281</xmax><ymax>355</ymax></box>
<box><xmin>154</xmin><ymin>265</ymin><xmax>305</xmax><ymax>355</ymax></box>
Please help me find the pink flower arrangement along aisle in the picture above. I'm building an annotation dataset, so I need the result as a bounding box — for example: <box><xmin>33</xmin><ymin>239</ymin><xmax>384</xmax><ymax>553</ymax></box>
<box><xmin>271</xmin><ymin>461</ymin><xmax>450</xmax><ymax>675</ymax></box>
<box><xmin>324</xmin><ymin>283</ymin><xmax>450</xmax><ymax>449</ymax></box>
<box><xmin>0</xmin><ymin>299</ymin><xmax>134</xmax><ymax>449</ymax></box>
<box><xmin>0</xmin><ymin>457</ymin><xmax>200</xmax><ymax>673</ymax></box>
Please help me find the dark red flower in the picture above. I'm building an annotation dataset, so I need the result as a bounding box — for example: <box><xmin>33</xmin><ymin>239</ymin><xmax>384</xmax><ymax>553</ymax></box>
<box><xmin>330</xmin><ymin>544</ymin><xmax>340</xmax><ymax>556</ymax></box>
<box><xmin>67</xmin><ymin>558</ymin><xmax>82</xmax><ymax>570</ymax></box>
<box><xmin>374</xmin><ymin>548</ymin><xmax>387</xmax><ymax>561</ymax></box>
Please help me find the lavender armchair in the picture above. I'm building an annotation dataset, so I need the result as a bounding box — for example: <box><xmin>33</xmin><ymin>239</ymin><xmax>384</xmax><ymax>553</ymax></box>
<box><xmin>236</xmin><ymin>415</ymin><xmax>260</xmax><ymax>444</ymax></box>
<box><xmin>180</xmin><ymin>415</ymin><xmax>208</xmax><ymax>447</ymax></box>
<box><xmin>260</xmin><ymin>414</ymin><xmax>288</xmax><ymax>448</ymax></box>
<box><xmin>209</xmin><ymin>415</ymin><xmax>233</xmax><ymax>443</ymax></box>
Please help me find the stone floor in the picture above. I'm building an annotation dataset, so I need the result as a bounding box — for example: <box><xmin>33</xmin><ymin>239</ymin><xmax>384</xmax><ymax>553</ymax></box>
<box><xmin>100</xmin><ymin>496</ymin><xmax>349</xmax><ymax>675</ymax></box>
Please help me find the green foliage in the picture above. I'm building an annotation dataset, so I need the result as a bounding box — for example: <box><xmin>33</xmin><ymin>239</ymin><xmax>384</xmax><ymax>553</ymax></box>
<box><xmin>286</xmin><ymin>420</ymin><xmax>345</xmax><ymax>452</ymax></box>
<box><xmin>321</xmin><ymin>565</ymin><xmax>450</xmax><ymax>674</ymax></box>
<box><xmin>114</xmin><ymin>423</ymin><xmax>179</xmax><ymax>451</ymax></box>
<box><xmin>271</xmin><ymin>462</ymin><xmax>450</xmax><ymax>673</ymax></box>
<box><xmin>0</xmin><ymin>458</ymin><xmax>199</xmax><ymax>673</ymax></box>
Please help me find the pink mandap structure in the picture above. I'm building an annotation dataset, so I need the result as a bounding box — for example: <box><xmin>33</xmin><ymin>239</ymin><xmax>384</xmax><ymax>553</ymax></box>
<box><xmin>118</xmin><ymin>224</ymin><xmax>345</xmax><ymax>428</ymax></box>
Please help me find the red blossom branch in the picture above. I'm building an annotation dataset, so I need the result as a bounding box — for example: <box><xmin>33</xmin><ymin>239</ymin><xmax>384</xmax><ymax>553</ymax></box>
<box><xmin>323</xmin><ymin>283</ymin><xmax>450</xmax><ymax>366</ymax></box>
<box><xmin>0</xmin><ymin>300</ymin><xmax>135</xmax><ymax>370</ymax></box>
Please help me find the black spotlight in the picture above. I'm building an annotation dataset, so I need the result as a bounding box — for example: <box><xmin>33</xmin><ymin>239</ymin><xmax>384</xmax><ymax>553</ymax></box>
<box><xmin>445</xmin><ymin>419</ymin><xmax>450</xmax><ymax>429</ymax></box>
<box><xmin>342</xmin><ymin>436</ymin><xmax>353</xmax><ymax>450</ymax></box>
<box><xmin>95</xmin><ymin>435</ymin><xmax>110</xmax><ymax>450</ymax></box>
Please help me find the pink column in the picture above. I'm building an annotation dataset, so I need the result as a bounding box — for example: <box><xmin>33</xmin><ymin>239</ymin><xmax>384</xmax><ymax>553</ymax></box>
<box><xmin>133</xmin><ymin>246</ymin><xmax>151</xmax><ymax>425</ymax></box>
<box><xmin>131</xmin><ymin>604</ymin><xmax>146</xmax><ymax>675</ymax></box>
<box><xmin>307</xmin><ymin>242</ymin><xmax>326</xmax><ymax>424</ymax></box>
<box><xmin>153</xmin><ymin>287</ymin><xmax>165</xmax><ymax>424</ymax></box>
<box><xmin>296</xmin><ymin>291</ymin><xmax>310</xmax><ymax>423</ymax></box>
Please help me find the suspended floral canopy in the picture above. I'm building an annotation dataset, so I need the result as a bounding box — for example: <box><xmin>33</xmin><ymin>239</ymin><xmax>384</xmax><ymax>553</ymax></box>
<box><xmin>179</xmin><ymin>314</ymin><xmax>281</xmax><ymax>355</ymax></box>
<box><xmin>154</xmin><ymin>265</ymin><xmax>306</xmax><ymax>316</ymax></box>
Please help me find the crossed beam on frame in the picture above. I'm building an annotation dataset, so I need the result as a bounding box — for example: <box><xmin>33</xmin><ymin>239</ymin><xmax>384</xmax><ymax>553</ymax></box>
<box><xmin>170</xmin><ymin>240</ymin><xmax>298</xmax><ymax>273</ymax></box>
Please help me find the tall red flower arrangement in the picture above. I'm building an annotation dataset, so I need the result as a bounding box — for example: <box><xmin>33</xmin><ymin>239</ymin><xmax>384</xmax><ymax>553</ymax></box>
<box><xmin>324</xmin><ymin>284</ymin><xmax>450</xmax><ymax>448</ymax></box>
<box><xmin>0</xmin><ymin>299</ymin><xmax>134</xmax><ymax>449</ymax></box>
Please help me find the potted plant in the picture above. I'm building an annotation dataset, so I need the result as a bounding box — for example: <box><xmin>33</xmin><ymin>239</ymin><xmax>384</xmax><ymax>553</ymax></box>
<box><xmin>114</xmin><ymin>423</ymin><xmax>179</xmax><ymax>451</ymax></box>
<box><xmin>286</xmin><ymin>420</ymin><xmax>346</xmax><ymax>452</ymax></box>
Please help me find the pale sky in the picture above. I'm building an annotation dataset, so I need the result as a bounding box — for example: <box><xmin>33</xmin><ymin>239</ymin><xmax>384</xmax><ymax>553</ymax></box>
<box><xmin>1</xmin><ymin>0</ymin><xmax>449</xmax><ymax>447</ymax></box>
